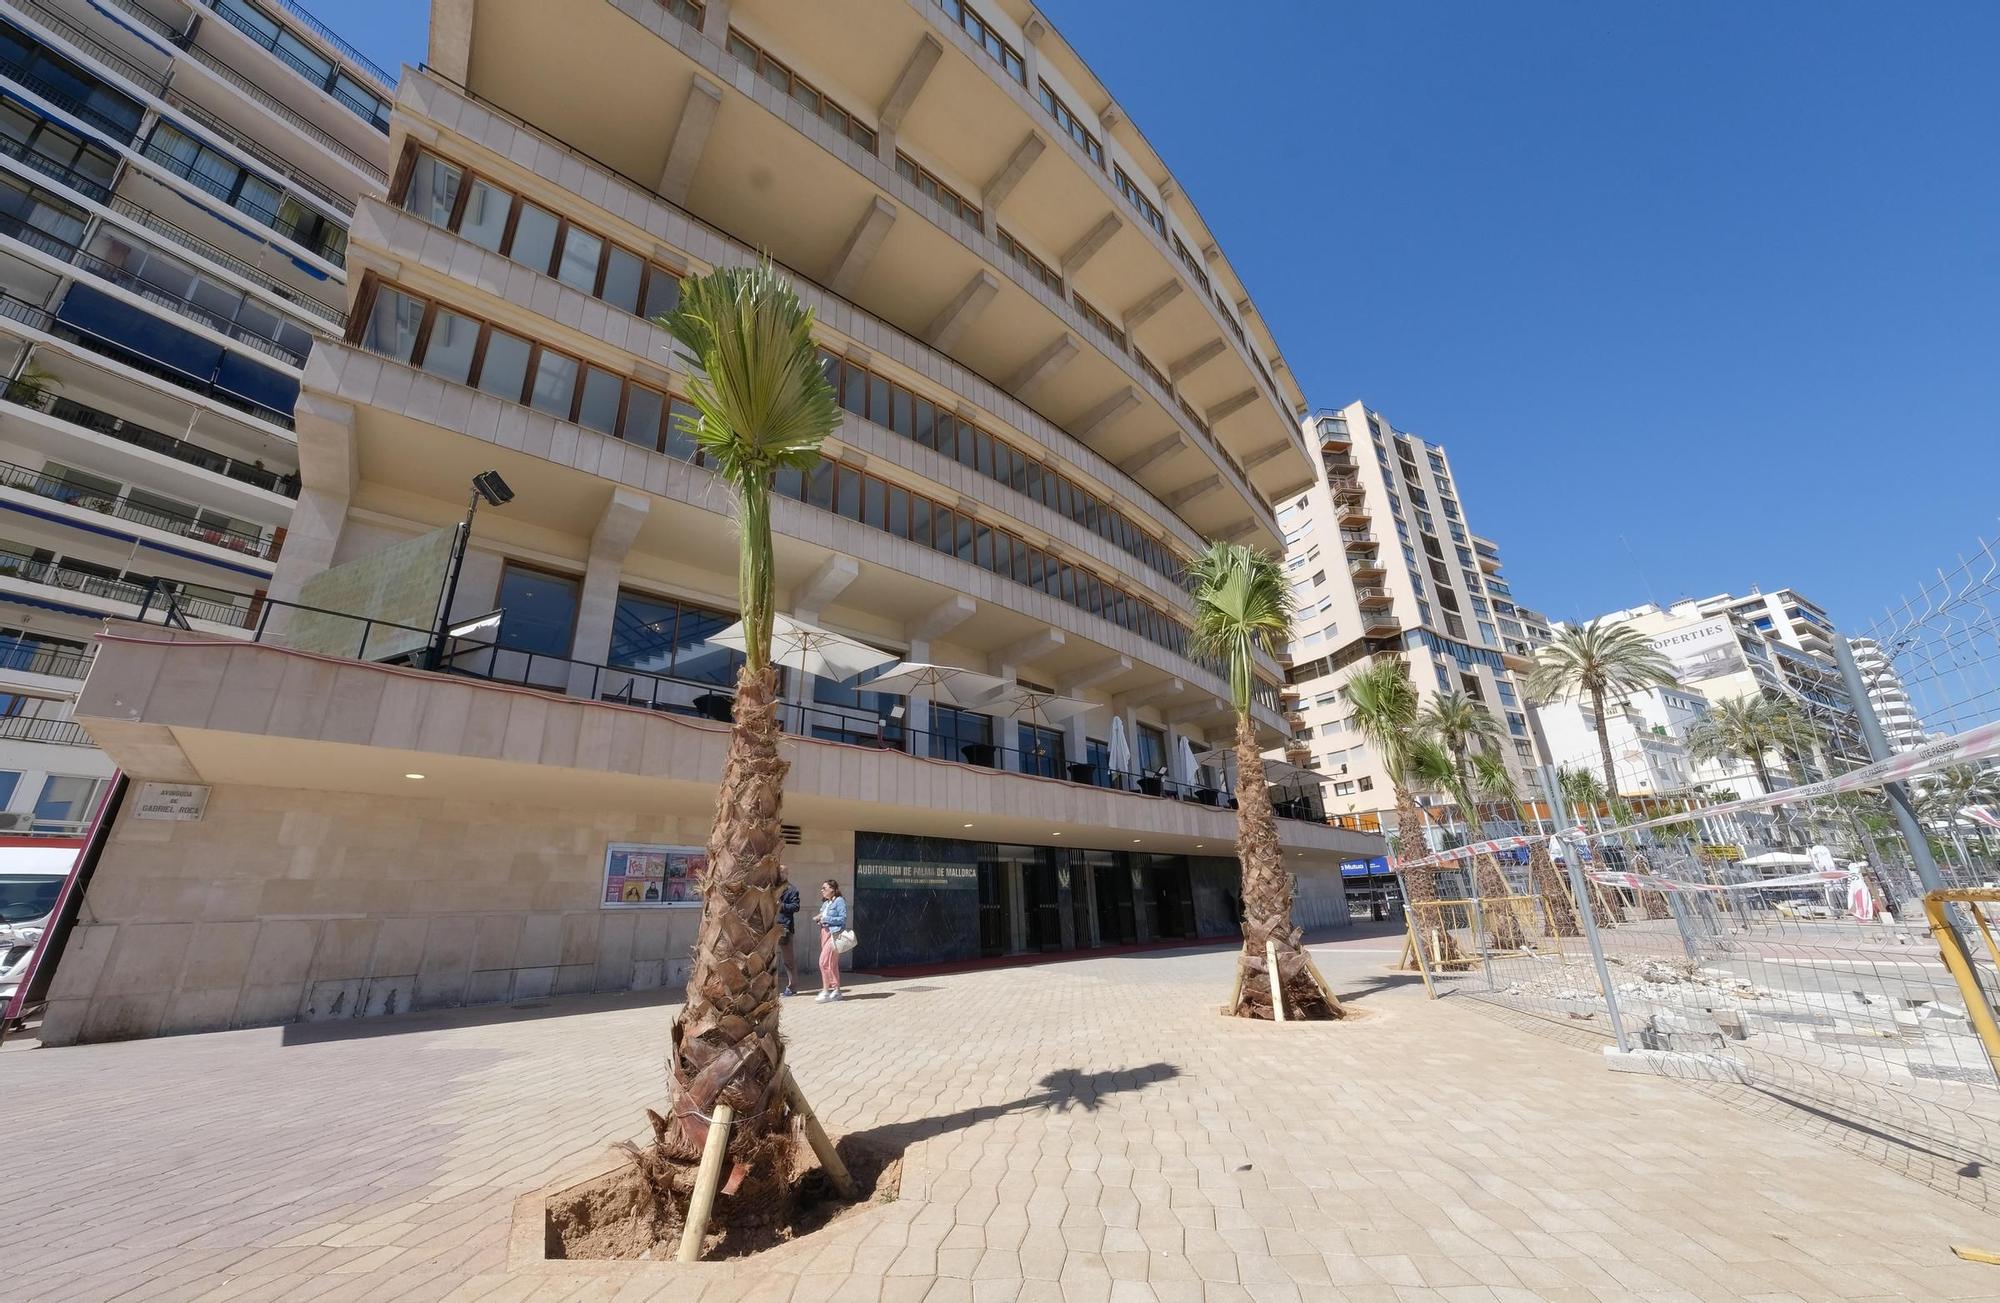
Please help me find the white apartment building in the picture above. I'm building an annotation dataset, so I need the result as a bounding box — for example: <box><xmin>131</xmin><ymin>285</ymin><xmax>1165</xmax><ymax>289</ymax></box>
<box><xmin>0</xmin><ymin>0</ymin><xmax>389</xmax><ymax>833</ymax></box>
<box><xmin>1281</xmin><ymin>403</ymin><xmax>1545</xmax><ymax>843</ymax></box>
<box><xmin>1848</xmin><ymin>634</ymin><xmax>1927</xmax><ymax>752</ymax></box>
<box><xmin>1536</xmin><ymin>680</ymin><xmax>1718</xmax><ymax>799</ymax></box>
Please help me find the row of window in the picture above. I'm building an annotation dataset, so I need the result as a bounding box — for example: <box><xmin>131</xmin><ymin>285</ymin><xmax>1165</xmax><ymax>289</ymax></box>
<box><xmin>819</xmin><ymin>352</ymin><xmax>1186</xmax><ymax>586</ymax></box>
<box><xmin>725</xmin><ymin>28</ymin><xmax>878</xmax><ymax>155</ymax></box>
<box><xmin>399</xmin><ymin>149</ymin><xmax>685</xmax><ymax>322</ymax></box>
<box><xmin>1113</xmin><ymin>165</ymin><xmax>1165</xmax><ymax>238</ymax></box>
<box><xmin>360</xmin><ymin>284</ymin><xmax>701</xmax><ymax>451</ymax></box>
<box><xmin>896</xmin><ymin>151</ymin><xmax>981</xmax><ymax>227</ymax></box>
<box><xmin>351</xmin><ymin>283</ymin><xmax>1221</xmax><ymax>677</ymax></box>
<box><xmin>1037</xmin><ymin>79</ymin><xmax>1102</xmax><ymax>167</ymax></box>
<box><xmin>212</xmin><ymin>0</ymin><xmax>390</xmax><ymax>130</ymax></box>
<box><xmin>145</xmin><ymin>122</ymin><xmax>348</xmax><ymax>264</ymax></box>
<box><xmin>935</xmin><ymin>0</ymin><xmax>1025</xmax><ymax>84</ymax></box>
<box><xmin>0</xmin><ymin>16</ymin><xmax>142</xmax><ymax>141</ymax></box>
<box><xmin>998</xmin><ymin>228</ymin><xmax>1061</xmax><ymax>295</ymax></box>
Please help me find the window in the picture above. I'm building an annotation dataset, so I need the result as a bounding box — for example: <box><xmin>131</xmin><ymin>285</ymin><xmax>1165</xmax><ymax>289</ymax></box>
<box><xmin>1037</xmin><ymin>80</ymin><xmax>1102</xmax><ymax>167</ymax></box>
<box><xmin>930</xmin><ymin>703</ymin><xmax>995</xmax><ymax>763</ymax></box>
<box><xmin>496</xmin><ymin>564</ymin><xmax>579</xmax><ymax>656</ymax></box>
<box><xmin>141</xmin><ymin>122</ymin><xmax>347</xmax><ymax>261</ymax></box>
<box><xmin>937</xmin><ymin>0</ymin><xmax>1025</xmax><ymax>83</ymax></box>
<box><xmin>1136</xmin><ymin>724</ymin><xmax>1168</xmax><ymax>777</ymax></box>
<box><xmin>1073</xmin><ymin>295</ymin><xmax>1125</xmax><ymax>350</ymax></box>
<box><xmin>556</xmin><ymin>225</ymin><xmax>604</xmax><ymax>292</ymax></box>
<box><xmin>474</xmin><ymin>327</ymin><xmax>533</xmax><ymax>402</ymax></box>
<box><xmin>32</xmin><ymin>775</ymin><xmax>100</xmax><ymax>832</ymax></box>
<box><xmin>997</xmin><ymin>228</ymin><xmax>1061</xmax><ymax>295</ymax></box>
<box><xmin>1019</xmin><ymin>722</ymin><xmax>1065</xmax><ymax>778</ymax></box>
<box><xmin>416</xmin><ymin>308</ymin><xmax>477</xmax><ymax>385</ymax></box>
<box><xmin>402</xmin><ymin>152</ymin><xmax>460</xmax><ymax>226</ymax></box>
<box><xmin>359</xmin><ymin>286</ymin><xmax>425</xmax><ymax>363</ymax></box>
<box><xmin>725</xmin><ymin>30</ymin><xmax>877</xmax><ymax>151</ymax></box>
<box><xmin>610</xmin><ymin>591</ymin><xmax>741</xmax><ymax>686</ymax></box>
<box><xmin>1113</xmin><ymin>166</ymin><xmax>1165</xmax><ymax>237</ymax></box>
<box><xmin>528</xmin><ymin>349</ymin><xmax>580</xmax><ymax>416</ymax></box>
<box><xmin>510</xmin><ymin>201</ymin><xmax>560</xmax><ymax>273</ymax></box>
<box><xmin>895</xmin><ymin>152</ymin><xmax>980</xmax><ymax>225</ymax></box>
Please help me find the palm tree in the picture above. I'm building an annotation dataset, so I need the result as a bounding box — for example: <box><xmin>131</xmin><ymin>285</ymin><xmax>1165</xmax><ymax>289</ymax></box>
<box><xmin>642</xmin><ymin>264</ymin><xmax>840</xmax><ymax>1189</ymax></box>
<box><xmin>1686</xmin><ymin>694</ymin><xmax>1815</xmax><ymax>796</ymax></box>
<box><xmin>1527</xmin><ymin>619</ymin><xmax>1677</xmax><ymax>803</ymax></box>
<box><xmin>1345</xmin><ymin>661</ymin><xmax>1462</xmax><ymax>967</ymax></box>
<box><xmin>1464</xmin><ymin>750</ymin><xmax>1526</xmax><ymax>949</ymax></box>
<box><xmin>1556</xmin><ymin>765</ymin><xmax>1622</xmax><ymax>923</ymax></box>
<box><xmin>1188</xmin><ymin>540</ymin><xmax>1340</xmax><ymax>1021</ymax></box>
<box><xmin>1417</xmin><ymin>689</ymin><xmax>1504</xmax><ymax>840</ymax></box>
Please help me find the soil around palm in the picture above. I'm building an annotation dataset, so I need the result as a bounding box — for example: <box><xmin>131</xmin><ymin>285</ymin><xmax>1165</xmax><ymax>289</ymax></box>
<box><xmin>548</xmin><ymin>1132</ymin><xmax>901</xmax><ymax>1262</ymax></box>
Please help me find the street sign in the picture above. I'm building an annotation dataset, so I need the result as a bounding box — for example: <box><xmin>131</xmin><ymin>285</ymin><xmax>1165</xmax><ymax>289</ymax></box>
<box><xmin>132</xmin><ymin>782</ymin><xmax>210</xmax><ymax>822</ymax></box>
<box><xmin>1699</xmin><ymin>843</ymin><xmax>1744</xmax><ymax>861</ymax></box>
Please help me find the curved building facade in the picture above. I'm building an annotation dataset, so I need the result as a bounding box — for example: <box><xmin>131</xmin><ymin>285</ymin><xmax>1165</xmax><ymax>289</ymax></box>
<box><xmin>45</xmin><ymin>0</ymin><xmax>1382</xmax><ymax>1043</ymax></box>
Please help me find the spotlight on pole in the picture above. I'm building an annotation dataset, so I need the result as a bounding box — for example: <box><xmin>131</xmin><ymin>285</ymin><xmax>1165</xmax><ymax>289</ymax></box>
<box><xmin>471</xmin><ymin>469</ymin><xmax>514</xmax><ymax>507</ymax></box>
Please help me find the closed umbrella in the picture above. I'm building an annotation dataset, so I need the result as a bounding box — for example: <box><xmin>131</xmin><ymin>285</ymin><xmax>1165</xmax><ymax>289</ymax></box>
<box><xmin>710</xmin><ymin>614</ymin><xmax>897</xmax><ymax>681</ymax></box>
<box><xmin>1177</xmin><ymin>735</ymin><xmax>1200</xmax><ymax>788</ymax></box>
<box><xmin>1108</xmin><ymin>715</ymin><xmax>1131</xmax><ymax>782</ymax></box>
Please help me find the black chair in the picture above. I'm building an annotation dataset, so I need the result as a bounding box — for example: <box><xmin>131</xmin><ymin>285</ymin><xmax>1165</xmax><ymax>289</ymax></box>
<box><xmin>692</xmin><ymin>693</ymin><xmax>734</xmax><ymax>723</ymax></box>
<box><xmin>961</xmin><ymin>742</ymin><xmax>997</xmax><ymax>767</ymax></box>
<box><xmin>1067</xmin><ymin>761</ymin><xmax>1097</xmax><ymax>785</ymax></box>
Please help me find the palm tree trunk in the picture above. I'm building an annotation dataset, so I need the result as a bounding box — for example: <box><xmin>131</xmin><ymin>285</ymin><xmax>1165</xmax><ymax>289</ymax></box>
<box><xmin>1394</xmin><ymin>783</ymin><xmax>1466</xmax><ymax>969</ymax></box>
<box><xmin>1632</xmin><ymin>849</ymin><xmax>1672</xmax><ymax>921</ymax></box>
<box><xmin>1229</xmin><ymin>715</ymin><xmax>1340</xmax><ymax>1020</ymax></box>
<box><xmin>1590</xmin><ymin>684</ymin><xmax>1618</xmax><ymax>807</ymax></box>
<box><xmin>1751</xmin><ymin>753</ymin><xmax>1774</xmax><ymax>797</ymax></box>
<box><xmin>1529</xmin><ymin>840</ymin><xmax>1580</xmax><ymax>936</ymax></box>
<box><xmin>649</xmin><ymin>664</ymin><xmax>791</xmax><ymax>1188</ymax></box>
<box><xmin>1473</xmin><ymin>851</ymin><xmax>1524</xmax><ymax>949</ymax></box>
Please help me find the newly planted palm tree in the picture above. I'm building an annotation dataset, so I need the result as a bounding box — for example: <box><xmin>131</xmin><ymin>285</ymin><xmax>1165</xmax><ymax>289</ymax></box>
<box><xmin>1556</xmin><ymin>765</ymin><xmax>1622</xmax><ymax>923</ymax></box>
<box><xmin>1418</xmin><ymin>689</ymin><xmax>1504</xmax><ymax>840</ymax></box>
<box><xmin>1346</xmin><ymin>658</ymin><xmax>1461</xmax><ymax>967</ymax></box>
<box><xmin>642</xmin><ymin>264</ymin><xmax>841</xmax><ymax>1196</ymax></box>
<box><xmin>1527</xmin><ymin>620</ymin><xmax>1677</xmax><ymax>803</ymax></box>
<box><xmin>1190</xmin><ymin>541</ymin><xmax>1339</xmax><ymax>1021</ymax></box>
<box><xmin>1465</xmin><ymin>749</ymin><xmax>1526</xmax><ymax>949</ymax></box>
<box><xmin>1686</xmin><ymin>694</ymin><xmax>1815</xmax><ymax>796</ymax></box>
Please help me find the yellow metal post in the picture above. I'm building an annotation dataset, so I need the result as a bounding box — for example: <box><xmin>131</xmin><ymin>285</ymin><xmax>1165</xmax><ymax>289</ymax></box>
<box><xmin>1923</xmin><ymin>891</ymin><xmax>2000</xmax><ymax>1082</ymax></box>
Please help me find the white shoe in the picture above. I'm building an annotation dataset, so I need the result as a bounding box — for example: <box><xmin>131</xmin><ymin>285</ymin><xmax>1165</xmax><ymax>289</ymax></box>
<box><xmin>815</xmin><ymin>990</ymin><xmax>831</xmax><ymax>1002</ymax></box>
<box><xmin>827</xmin><ymin>990</ymin><xmax>842</xmax><ymax>1001</ymax></box>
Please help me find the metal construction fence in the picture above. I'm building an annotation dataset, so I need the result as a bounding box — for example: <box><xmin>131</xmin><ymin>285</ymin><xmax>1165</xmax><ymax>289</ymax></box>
<box><xmin>1397</xmin><ymin>742</ymin><xmax>2000</xmax><ymax>1210</ymax></box>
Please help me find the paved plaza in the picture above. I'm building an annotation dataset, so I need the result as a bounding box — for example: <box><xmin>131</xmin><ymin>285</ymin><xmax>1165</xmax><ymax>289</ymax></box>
<box><xmin>6</xmin><ymin>927</ymin><xmax>2000</xmax><ymax>1301</ymax></box>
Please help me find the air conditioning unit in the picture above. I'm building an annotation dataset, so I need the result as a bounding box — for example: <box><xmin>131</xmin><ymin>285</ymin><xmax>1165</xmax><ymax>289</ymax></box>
<box><xmin>0</xmin><ymin>811</ymin><xmax>34</xmax><ymax>831</ymax></box>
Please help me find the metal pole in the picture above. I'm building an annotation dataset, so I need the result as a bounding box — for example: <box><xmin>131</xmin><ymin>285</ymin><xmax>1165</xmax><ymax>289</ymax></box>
<box><xmin>1832</xmin><ymin>635</ymin><xmax>1947</xmax><ymax>895</ymax></box>
<box><xmin>426</xmin><ymin>489</ymin><xmax>480</xmax><ymax>671</ymax></box>
<box><xmin>1543</xmin><ymin>763</ymin><xmax>1630</xmax><ymax>1051</ymax></box>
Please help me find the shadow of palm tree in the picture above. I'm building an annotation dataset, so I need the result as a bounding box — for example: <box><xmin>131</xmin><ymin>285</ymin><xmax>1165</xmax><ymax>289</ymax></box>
<box><xmin>845</xmin><ymin>1061</ymin><xmax>1180</xmax><ymax>1156</ymax></box>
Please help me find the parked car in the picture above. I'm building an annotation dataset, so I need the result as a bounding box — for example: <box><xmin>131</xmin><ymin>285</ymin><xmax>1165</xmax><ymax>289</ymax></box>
<box><xmin>1</xmin><ymin>851</ymin><xmax>78</xmax><ymax>1025</ymax></box>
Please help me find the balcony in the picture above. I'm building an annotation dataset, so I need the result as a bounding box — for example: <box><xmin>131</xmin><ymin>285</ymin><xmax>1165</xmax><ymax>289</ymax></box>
<box><xmin>0</xmin><ymin>130</ymin><xmax>111</xmax><ymax>204</ymax></box>
<box><xmin>107</xmin><ymin>196</ymin><xmax>345</xmax><ymax>328</ymax></box>
<box><xmin>1348</xmin><ymin>554</ymin><xmax>1386</xmax><ymax>580</ymax></box>
<box><xmin>0</xmin><ymin>292</ymin><xmax>296</xmax><ymax>430</ymax></box>
<box><xmin>0</xmin><ymin>457</ymin><xmax>280</xmax><ymax>559</ymax></box>
<box><xmin>1341</xmin><ymin>530</ymin><xmax>1377</xmax><ymax>552</ymax></box>
<box><xmin>0</xmin><ymin>714</ymin><xmax>94</xmax><ymax>746</ymax></box>
<box><xmin>200</xmin><ymin>0</ymin><xmax>390</xmax><ymax>133</ymax></box>
<box><xmin>0</xmin><ymin>553</ymin><xmax>258</xmax><ymax>628</ymax></box>
<box><xmin>1337</xmin><ymin>500</ymin><xmax>1371</xmax><ymax>529</ymax></box>
<box><xmin>1323</xmin><ymin>453</ymin><xmax>1357</xmax><ymax>476</ymax></box>
<box><xmin>1478</xmin><ymin>552</ymin><xmax>1501</xmax><ymax>573</ymax></box>
<box><xmin>1361</xmin><ymin>611</ymin><xmax>1400</xmax><ymax>637</ymax></box>
<box><xmin>137</xmin><ymin>135</ymin><xmax>348</xmax><ymax>268</ymax></box>
<box><xmin>5</xmin><ymin>386</ymin><xmax>298</xmax><ymax>497</ymax></box>
<box><xmin>1355</xmin><ymin>586</ymin><xmax>1393</xmax><ymax>609</ymax></box>
<box><xmin>0</xmin><ymin>638</ymin><xmax>92</xmax><ymax>680</ymax></box>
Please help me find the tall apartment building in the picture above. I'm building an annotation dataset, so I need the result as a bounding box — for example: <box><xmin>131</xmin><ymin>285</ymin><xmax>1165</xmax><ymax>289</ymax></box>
<box><xmin>1280</xmin><ymin>402</ymin><xmax>1544</xmax><ymax>844</ymax></box>
<box><xmin>1847</xmin><ymin>634</ymin><xmax>1927</xmax><ymax>753</ymax></box>
<box><xmin>1691</xmin><ymin>587</ymin><xmax>1864</xmax><ymax>769</ymax></box>
<box><xmin>44</xmin><ymin>0</ymin><xmax>1383</xmax><ymax>1042</ymax></box>
<box><xmin>0</xmin><ymin>0</ymin><xmax>389</xmax><ymax>833</ymax></box>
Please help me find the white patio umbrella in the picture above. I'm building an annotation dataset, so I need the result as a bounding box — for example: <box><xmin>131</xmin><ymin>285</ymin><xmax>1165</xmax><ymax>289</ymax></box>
<box><xmin>989</xmin><ymin>683</ymin><xmax>1094</xmax><ymax>728</ymax></box>
<box><xmin>1108</xmin><ymin>715</ymin><xmax>1132</xmax><ymax>777</ymax></box>
<box><xmin>1176</xmin><ymin>735</ymin><xmax>1200</xmax><ymax>787</ymax></box>
<box><xmin>863</xmin><ymin>661</ymin><xmax>1012</xmax><ymax>708</ymax></box>
<box><xmin>710</xmin><ymin>614</ymin><xmax>897</xmax><ymax>681</ymax></box>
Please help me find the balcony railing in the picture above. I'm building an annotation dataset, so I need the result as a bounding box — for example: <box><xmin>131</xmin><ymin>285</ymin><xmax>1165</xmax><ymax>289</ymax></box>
<box><xmin>5</xmin><ymin>385</ymin><xmax>298</xmax><ymax>496</ymax></box>
<box><xmin>0</xmin><ymin>291</ymin><xmax>297</xmax><ymax>429</ymax></box>
<box><xmin>203</xmin><ymin>0</ymin><xmax>390</xmax><ymax>131</ymax></box>
<box><xmin>8</xmin><ymin>0</ymin><xmax>170</xmax><ymax>96</ymax></box>
<box><xmin>200</xmin><ymin>0</ymin><xmax>397</xmax><ymax>97</ymax></box>
<box><xmin>164</xmin><ymin>90</ymin><xmax>356</xmax><ymax>218</ymax></box>
<box><xmin>0</xmin><ymin>129</ymin><xmax>112</xmax><ymax>203</ymax></box>
<box><xmin>179</xmin><ymin>39</ymin><xmax>388</xmax><ymax>184</ymax></box>
<box><xmin>0</xmin><ymin>455</ymin><xmax>279</xmax><ymax>558</ymax></box>
<box><xmin>138</xmin><ymin>135</ymin><xmax>347</xmax><ymax>268</ymax></box>
<box><xmin>0</xmin><ymin>553</ymin><xmax>258</xmax><ymax>626</ymax></box>
<box><xmin>1340</xmin><ymin>530</ymin><xmax>1376</xmax><ymax>547</ymax></box>
<box><xmin>0</xmin><ymin>211</ymin><xmax>310</xmax><ymax>364</ymax></box>
<box><xmin>108</xmin><ymin>196</ymin><xmax>344</xmax><ymax>327</ymax></box>
<box><xmin>0</xmin><ymin>714</ymin><xmax>94</xmax><ymax>745</ymax></box>
<box><xmin>0</xmin><ymin>639</ymin><xmax>93</xmax><ymax>679</ymax></box>
<box><xmin>0</xmin><ymin>44</ymin><xmax>142</xmax><ymax>142</ymax></box>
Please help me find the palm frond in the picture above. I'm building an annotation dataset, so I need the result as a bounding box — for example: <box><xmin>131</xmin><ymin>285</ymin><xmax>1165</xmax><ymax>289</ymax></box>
<box><xmin>1186</xmin><ymin>539</ymin><xmax>1292</xmax><ymax>715</ymax></box>
<box><xmin>1342</xmin><ymin>659</ymin><xmax>1420</xmax><ymax>781</ymax></box>
<box><xmin>1526</xmin><ymin>618</ymin><xmax>1678</xmax><ymax>706</ymax></box>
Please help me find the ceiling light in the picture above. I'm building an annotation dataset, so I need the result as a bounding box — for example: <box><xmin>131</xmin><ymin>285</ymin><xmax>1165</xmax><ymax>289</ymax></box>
<box><xmin>404</xmin><ymin>773</ymin><xmax>425</xmax><ymax>780</ymax></box>
<box><xmin>962</xmin><ymin>822</ymin><xmax>974</xmax><ymax>828</ymax></box>
<box><xmin>1132</xmin><ymin>838</ymin><xmax>1141</xmax><ymax>844</ymax></box>
<box><xmin>1051</xmin><ymin>832</ymin><xmax>1061</xmax><ymax>837</ymax></box>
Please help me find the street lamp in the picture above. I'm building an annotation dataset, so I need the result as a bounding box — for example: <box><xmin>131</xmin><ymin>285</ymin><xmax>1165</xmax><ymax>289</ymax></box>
<box><xmin>426</xmin><ymin>470</ymin><xmax>514</xmax><ymax>670</ymax></box>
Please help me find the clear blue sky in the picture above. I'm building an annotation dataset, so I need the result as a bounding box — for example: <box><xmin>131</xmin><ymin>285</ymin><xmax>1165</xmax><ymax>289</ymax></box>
<box><xmin>335</xmin><ymin>2</ymin><xmax>1998</xmax><ymax>634</ymax></box>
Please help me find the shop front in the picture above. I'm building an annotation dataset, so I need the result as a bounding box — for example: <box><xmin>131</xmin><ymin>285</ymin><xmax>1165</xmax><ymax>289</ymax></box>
<box><xmin>852</xmin><ymin>833</ymin><xmax>1245</xmax><ymax>969</ymax></box>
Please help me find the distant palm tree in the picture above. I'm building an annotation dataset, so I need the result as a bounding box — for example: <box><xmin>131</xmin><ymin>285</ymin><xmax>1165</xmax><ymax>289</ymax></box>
<box><xmin>1417</xmin><ymin>688</ymin><xmax>1505</xmax><ymax>840</ymax></box>
<box><xmin>1527</xmin><ymin>620</ymin><xmax>1677</xmax><ymax>802</ymax></box>
<box><xmin>1686</xmin><ymin>694</ymin><xmax>1814</xmax><ymax>796</ymax></box>
<box><xmin>1556</xmin><ymin>765</ymin><xmax>1622</xmax><ymax>923</ymax></box>
<box><xmin>1463</xmin><ymin>750</ymin><xmax>1526</xmax><ymax>949</ymax></box>
<box><xmin>643</xmin><ymin>263</ymin><xmax>839</xmax><ymax>1191</ymax></box>
<box><xmin>1188</xmin><ymin>540</ymin><xmax>1339</xmax><ymax>1021</ymax></box>
<box><xmin>1346</xmin><ymin>661</ymin><xmax>1462</xmax><ymax>966</ymax></box>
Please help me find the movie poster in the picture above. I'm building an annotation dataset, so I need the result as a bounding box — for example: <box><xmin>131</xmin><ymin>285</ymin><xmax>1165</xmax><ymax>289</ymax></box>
<box><xmin>602</xmin><ymin>842</ymin><xmax>706</xmax><ymax>908</ymax></box>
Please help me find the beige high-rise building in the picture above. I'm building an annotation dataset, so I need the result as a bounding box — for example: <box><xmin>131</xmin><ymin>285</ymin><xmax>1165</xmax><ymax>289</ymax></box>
<box><xmin>41</xmin><ymin>0</ymin><xmax>1384</xmax><ymax>1043</ymax></box>
<box><xmin>1279</xmin><ymin>402</ymin><xmax>1546</xmax><ymax>847</ymax></box>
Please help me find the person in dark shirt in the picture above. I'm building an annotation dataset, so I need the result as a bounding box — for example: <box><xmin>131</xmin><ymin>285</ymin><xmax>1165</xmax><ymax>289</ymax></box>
<box><xmin>776</xmin><ymin>871</ymin><xmax>801</xmax><ymax>996</ymax></box>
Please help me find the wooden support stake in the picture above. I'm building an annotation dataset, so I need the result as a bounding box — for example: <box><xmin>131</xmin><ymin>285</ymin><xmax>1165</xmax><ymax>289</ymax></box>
<box><xmin>1224</xmin><ymin>953</ymin><xmax>1247</xmax><ymax>1016</ymax></box>
<box><xmin>676</xmin><ymin>1102</ymin><xmax>734</xmax><ymax>1263</ymax></box>
<box><xmin>1303</xmin><ymin>953</ymin><xmax>1343</xmax><ymax>1014</ymax></box>
<box><xmin>1265</xmin><ymin>938</ymin><xmax>1285</xmax><ymax>1023</ymax></box>
<box><xmin>781</xmin><ymin>1068</ymin><xmax>856</xmax><ymax>1199</ymax></box>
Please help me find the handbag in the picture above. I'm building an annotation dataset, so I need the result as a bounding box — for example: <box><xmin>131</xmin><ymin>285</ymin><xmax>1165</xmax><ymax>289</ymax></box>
<box><xmin>831</xmin><ymin>928</ymin><xmax>858</xmax><ymax>955</ymax></box>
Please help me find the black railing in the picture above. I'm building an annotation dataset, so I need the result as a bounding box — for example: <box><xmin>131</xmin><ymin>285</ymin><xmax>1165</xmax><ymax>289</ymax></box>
<box><xmin>0</xmin><ymin>48</ymin><xmax>143</xmax><ymax>142</ymax></box>
<box><xmin>21</xmin><ymin>391</ymin><xmax>298</xmax><ymax>496</ymax></box>
<box><xmin>9</xmin><ymin>0</ymin><xmax>170</xmax><ymax>96</ymax></box>
<box><xmin>164</xmin><ymin>91</ymin><xmax>355</xmax><ymax>217</ymax></box>
<box><xmin>0</xmin><ymin>291</ymin><xmax>297</xmax><ymax>429</ymax></box>
<box><xmin>108</xmin><ymin>196</ymin><xmax>344</xmax><ymax>327</ymax></box>
<box><xmin>0</xmin><ymin>554</ymin><xmax>257</xmax><ymax>626</ymax></box>
<box><xmin>0</xmin><ymin>456</ymin><xmax>278</xmax><ymax>558</ymax></box>
<box><xmin>0</xmin><ymin>129</ymin><xmax>113</xmax><ymax>203</ymax></box>
<box><xmin>204</xmin><ymin>1</ymin><xmax>389</xmax><ymax>131</ymax></box>
<box><xmin>0</xmin><ymin>641</ymin><xmax>92</xmax><ymax>678</ymax></box>
<box><xmin>0</xmin><ymin>715</ymin><xmax>93</xmax><ymax>745</ymax></box>
<box><xmin>178</xmin><ymin>37</ymin><xmax>386</xmax><ymax>182</ymax></box>
<box><xmin>0</xmin><ymin>211</ymin><xmax>310</xmax><ymax>364</ymax></box>
<box><xmin>139</xmin><ymin>136</ymin><xmax>347</xmax><ymax>266</ymax></box>
<box><xmin>204</xmin><ymin>0</ymin><xmax>396</xmax><ymax>94</ymax></box>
